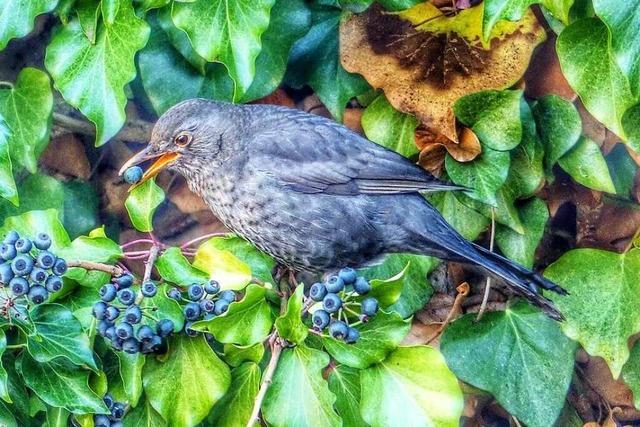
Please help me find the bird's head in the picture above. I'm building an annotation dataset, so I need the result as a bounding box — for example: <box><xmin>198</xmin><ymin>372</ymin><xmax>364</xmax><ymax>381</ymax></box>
<box><xmin>118</xmin><ymin>99</ymin><xmax>240</xmax><ymax>185</ymax></box>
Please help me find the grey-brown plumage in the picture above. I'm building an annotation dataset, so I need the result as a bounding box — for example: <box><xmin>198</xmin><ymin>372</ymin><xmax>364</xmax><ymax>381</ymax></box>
<box><xmin>122</xmin><ymin>99</ymin><xmax>566</xmax><ymax>319</ymax></box>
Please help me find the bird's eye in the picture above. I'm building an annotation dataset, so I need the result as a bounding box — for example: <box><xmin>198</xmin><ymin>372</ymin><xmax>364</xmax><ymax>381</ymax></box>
<box><xmin>174</xmin><ymin>133</ymin><xmax>192</xmax><ymax>147</ymax></box>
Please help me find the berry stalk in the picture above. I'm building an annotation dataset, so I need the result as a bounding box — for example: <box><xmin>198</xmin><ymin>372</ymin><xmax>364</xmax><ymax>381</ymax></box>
<box><xmin>246</xmin><ymin>334</ymin><xmax>284</xmax><ymax>427</ymax></box>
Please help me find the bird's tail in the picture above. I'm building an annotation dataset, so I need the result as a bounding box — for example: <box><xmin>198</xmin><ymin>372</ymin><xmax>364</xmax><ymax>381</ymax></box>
<box><xmin>468</xmin><ymin>243</ymin><xmax>567</xmax><ymax>320</ymax></box>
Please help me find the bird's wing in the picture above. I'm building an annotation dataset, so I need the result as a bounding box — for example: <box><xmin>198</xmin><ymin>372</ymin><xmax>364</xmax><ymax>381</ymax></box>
<box><xmin>249</xmin><ymin>108</ymin><xmax>463</xmax><ymax>196</ymax></box>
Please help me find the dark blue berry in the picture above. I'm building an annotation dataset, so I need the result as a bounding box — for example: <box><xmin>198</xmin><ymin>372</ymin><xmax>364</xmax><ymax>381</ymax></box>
<box><xmin>10</xmin><ymin>277</ymin><xmax>29</xmax><ymax>296</ymax></box>
<box><xmin>93</xmin><ymin>414</ymin><xmax>111</xmax><ymax>427</ymax></box>
<box><xmin>184</xmin><ymin>321</ymin><xmax>198</xmax><ymax>337</ymax></box>
<box><xmin>345</xmin><ymin>327</ymin><xmax>360</xmax><ymax>344</ymax></box>
<box><xmin>219</xmin><ymin>290</ymin><xmax>235</xmax><ymax>303</ymax></box>
<box><xmin>3</xmin><ymin>231</ymin><xmax>18</xmax><ymax>244</ymax></box>
<box><xmin>33</xmin><ymin>233</ymin><xmax>51</xmax><ymax>250</ymax></box>
<box><xmin>99</xmin><ymin>283</ymin><xmax>117</xmax><ymax>302</ymax></box>
<box><xmin>150</xmin><ymin>334</ymin><xmax>162</xmax><ymax>349</ymax></box>
<box><xmin>361</xmin><ymin>297</ymin><xmax>379</xmax><ymax>317</ymax></box>
<box><xmin>309</xmin><ymin>283</ymin><xmax>327</xmax><ymax>301</ymax></box>
<box><xmin>105</xmin><ymin>305</ymin><xmax>120</xmax><ymax>321</ymax></box>
<box><xmin>117</xmin><ymin>288</ymin><xmax>136</xmax><ymax>306</ymax></box>
<box><xmin>167</xmin><ymin>287</ymin><xmax>182</xmax><ymax>301</ymax></box>
<box><xmin>11</xmin><ymin>254</ymin><xmax>33</xmax><ymax>276</ymax></box>
<box><xmin>312</xmin><ymin>310</ymin><xmax>330</xmax><ymax>329</ymax></box>
<box><xmin>184</xmin><ymin>302</ymin><xmax>201</xmax><ymax>320</ymax></box>
<box><xmin>103</xmin><ymin>393</ymin><xmax>114</xmax><ymax>409</ymax></box>
<box><xmin>213</xmin><ymin>299</ymin><xmax>230</xmax><ymax>315</ymax></box>
<box><xmin>98</xmin><ymin>320</ymin><xmax>112</xmax><ymax>336</ymax></box>
<box><xmin>0</xmin><ymin>244</ymin><xmax>16</xmax><ymax>261</ymax></box>
<box><xmin>115</xmin><ymin>322</ymin><xmax>134</xmax><ymax>340</ymax></box>
<box><xmin>122</xmin><ymin>337</ymin><xmax>140</xmax><ymax>354</ymax></box>
<box><xmin>323</xmin><ymin>293</ymin><xmax>342</xmax><ymax>313</ymax></box>
<box><xmin>14</xmin><ymin>238</ymin><xmax>32</xmax><ymax>253</ymax></box>
<box><xmin>104</xmin><ymin>326</ymin><xmax>116</xmax><ymax>340</ymax></box>
<box><xmin>111</xmin><ymin>336</ymin><xmax>123</xmax><ymax>350</ymax></box>
<box><xmin>353</xmin><ymin>277</ymin><xmax>371</xmax><ymax>295</ymax></box>
<box><xmin>115</xmin><ymin>273</ymin><xmax>133</xmax><ymax>288</ymax></box>
<box><xmin>338</xmin><ymin>268</ymin><xmax>358</xmax><ymax>285</ymax></box>
<box><xmin>124</xmin><ymin>306</ymin><xmax>142</xmax><ymax>324</ymax></box>
<box><xmin>187</xmin><ymin>284</ymin><xmax>204</xmax><ymax>301</ymax></box>
<box><xmin>137</xmin><ymin>325</ymin><xmax>154</xmax><ymax>342</ymax></box>
<box><xmin>124</xmin><ymin>166</ymin><xmax>143</xmax><ymax>184</ymax></box>
<box><xmin>200</xmin><ymin>299</ymin><xmax>215</xmax><ymax>313</ymax></box>
<box><xmin>156</xmin><ymin>319</ymin><xmax>174</xmax><ymax>337</ymax></box>
<box><xmin>27</xmin><ymin>285</ymin><xmax>48</xmax><ymax>304</ymax></box>
<box><xmin>0</xmin><ymin>263</ymin><xmax>13</xmax><ymax>284</ymax></box>
<box><xmin>29</xmin><ymin>267</ymin><xmax>46</xmax><ymax>284</ymax></box>
<box><xmin>92</xmin><ymin>301</ymin><xmax>108</xmax><ymax>320</ymax></box>
<box><xmin>325</xmin><ymin>276</ymin><xmax>345</xmax><ymax>293</ymax></box>
<box><xmin>112</xmin><ymin>402</ymin><xmax>125</xmax><ymax>419</ymax></box>
<box><xmin>45</xmin><ymin>275</ymin><xmax>63</xmax><ymax>293</ymax></box>
<box><xmin>141</xmin><ymin>281</ymin><xmax>157</xmax><ymax>297</ymax></box>
<box><xmin>52</xmin><ymin>258</ymin><xmax>67</xmax><ymax>276</ymax></box>
<box><xmin>36</xmin><ymin>251</ymin><xmax>55</xmax><ymax>269</ymax></box>
<box><xmin>329</xmin><ymin>321</ymin><xmax>349</xmax><ymax>340</ymax></box>
<box><xmin>204</xmin><ymin>280</ymin><xmax>220</xmax><ymax>295</ymax></box>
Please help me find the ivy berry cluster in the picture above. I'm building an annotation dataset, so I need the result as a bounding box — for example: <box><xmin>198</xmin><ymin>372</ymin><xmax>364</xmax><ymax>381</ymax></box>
<box><xmin>92</xmin><ymin>274</ymin><xmax>174</xmax><ymax>354</ymax></box>
<box><xmin>167</xmin><ymin>281</ymin><xmax>236</xmax><ymax>336</ymax></box>
<box><xmin>93</xmin><ymin>393</ymin><xmax>125</xmax><ymax>427</ymax></box>
<box><xmin>309</xmin><ymin>267</ymin><xmax>379</xmax><ymax>344</ymax></box>
<box><xmin>0</xmin><ymin>230</ymin><xmax>66</xmax><ymax>312</ymax></box>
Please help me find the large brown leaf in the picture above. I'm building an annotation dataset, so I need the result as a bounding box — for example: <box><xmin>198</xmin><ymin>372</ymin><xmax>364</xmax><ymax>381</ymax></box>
<box><xmin>340</xmin><ymin>2</ymin><xmax>545</xmax><ymax>141</ymax></box>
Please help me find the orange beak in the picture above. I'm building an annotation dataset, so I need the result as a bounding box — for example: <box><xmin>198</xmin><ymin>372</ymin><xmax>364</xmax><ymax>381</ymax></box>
<box><xmin>119</xmin><ymin>147</ymin><xmax>181</xmax><ymax>189</ymax></box>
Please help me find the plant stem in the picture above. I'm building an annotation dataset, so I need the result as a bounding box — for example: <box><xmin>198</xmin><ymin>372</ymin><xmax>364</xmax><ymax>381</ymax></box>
<box><xmin>120</xmin><ymin>239</ymin><xmax>155</xmax><ymax>250</ymax></box>
<box><xmin>136</xmin><ymin>244</ymin><xmax>160</xmax><ymax>305</ymax></box>
<box><xmin>247</xmin><ymin>336</ymin><xmax>283</xmax><ymax>427</ymax></box>
<box><xmin>476</xmin><ymin>208</ymin><xmax>495</xmax><ymax>322</ymax></box>
<box><xmin>179</xmin><ymin>232</ymin><xmax>229</xmax><ymax>250</ymax></box>
<box><xmin>6</xmin><ymin>343</ymin><xmax>26</xmax><ymax>350</ymax></box>
<box><xmin>67</xmin><ymin>260</ymin><xmax>125</xmax><ymax>277</ymax></box>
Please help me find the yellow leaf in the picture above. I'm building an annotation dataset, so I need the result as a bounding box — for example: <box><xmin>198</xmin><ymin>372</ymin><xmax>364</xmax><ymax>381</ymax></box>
<box><xmin>193</xmin><ymin>240</ymin><xmax>252</xmax><ymax>290</ymax></box>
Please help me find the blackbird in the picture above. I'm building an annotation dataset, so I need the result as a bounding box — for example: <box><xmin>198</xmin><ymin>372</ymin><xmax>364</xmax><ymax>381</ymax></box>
<box><xmin>120</xmin><ymin>99</ymin><xmax>566</xmax><ymax>319</ymax></box>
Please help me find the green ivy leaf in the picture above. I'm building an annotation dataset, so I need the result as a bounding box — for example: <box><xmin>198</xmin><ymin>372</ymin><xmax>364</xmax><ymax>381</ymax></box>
<box><xmin>592</xmin><ymin>0</ymin><xmax>640</xmax><ymax>95</ymax></box>
<box><xmin>508</xmin><ymin>102</ymin><xmax>544</xmax><ymax>198</ymax></box>
<box><xmin>0</xmin><ymin>402</ymin><xmax>15</xmax><ymax>427</ymax></box>
<box><xmin>286</xmin><ymin>9</ymin><xmax>370</xmax><ymax>121</ymax></box>
<box><xmin>622</xmin><ymin>103</ymin><xmax>640</xmax><ymax>160</ymax></box>
<box><xmin>242</xmin><ymin>0</ymin><xmax>312</xmax><ymax>102</ymax></box>
<box><xmin>441</xmin><ymin>303</ymin><xmax>576</xmax><ymax>427</ymax></box>
<box><xmin>557</xmin><ymin>18</ymin><xmax>635</xmax><ymax>144</ymax></box>
<box><xmin>361</xmin><ymin>254</ymin><xmax>438</xmax><ymax>317</ymax></box>
<box><xmin>140</xmin><ymin>284</ymin><xmax>185</xmax><ymax>333</ymax></box>
<box><xmin>263</xmin><ymin>345</ymin><xmax>341</xmax><ymax>427</ymax></box>
<box><xmin>532</xmin><ymin>95</ymin><xmax>582</xmax><ymax>175</ymax></box>
<box><xmin>495</xmin><ymin>197</ymin><xmax>549</xmax><ymax>268</ymax></box>
<box><xmin>545</xmin><ymin>248</ymin><xmax>640</xmax><ymax>377</ymax></box>
<box><xmin>193</xmin><ymin>235</ymin><xmax>275</xmax><ymax>288</ymax></box>
<box><xmin>0</xmin><ymin>0</ymin><xmax>58</xmax><ymax>51</ymax></box>
<box><xmin>17</xmin><ymin>353</ymin><xmax>107</xmax><ymax>414</ymax></box>
<box><xmin>27</xmin><ymin>304</ymin><xmax>97</xmax><ymax>370</ymax></box>
<box><xmin>45</xmin><ymin>1</ymin><xmax>150</xmax><ymax>145</ymax></box>
<box><xmin>138</xmin><ymin>12</ymin><xmax>234</xmax><ymax>116</ymax></box>
<box><xmin>606</xmin><ymin>144</ymin><xmax>638</xmax><ymax>198</ymax></box>
<box><xmin>275</xmin><ymin>285</ymin><xmax>308</xmax><ymax>345</ymax></box>
<box><xmin>0</xmin><ymin>67</ymin><xmax>53</xmax><ymax>174</ymax></box>
<box><xmin>0</xmin><ymin>330</ymin><xmax>8</xmax><ymax>403</ymax></box>
<box><xmin>143</xmin><ymin>335</ymin><xmax>231</xmax><ymax>426</ymax></box>
<box><xmin>117</xmin><ymin>352</ymin><xmax>145</xmax><ymax>407</ymax></box>
<box><xmin>155</xmin><ymin>247</ymin><xmax>209</xmax><ymax>285</ymax></box>
<box><xmin>125</xmin><ymin>179</ymin><xmax>165</xmax><ymax>232</ymax></box>
<box><xmin>558</xmin><ymin>137</ymin><xmax>616</xmax><ymax>193</ymax></box>
<box><xmin>0</xmin><ymin>209</ymin><xmax>70</xmax><ymax>252</ymax></box>
<box><xmin>75</xmin><ymin>0</ymin><xmax>100</xmax><ymax>43</ymax></box>
<box><xmin>209</xmin><ymin>362</ymin><xmax>261</xmax><ymax>427</ymax></box>
<box><xmin>430</xmin><ymin>191</ymin><xmax>489</xmax><ymax>241</ymax></box>
<box><xmin>445</xmin><ymin>146</ymin><xmax>511</xmax><ymax>206</ymax></box>
<box><xmin>61</xmin><ymin>180</ymin><xmax>100</xmax><ymax>238</ymax></box>
<box><xmin>360</xmin><ymin>346</ymin><xmax>463</xmax><ymax>427</ymax></box>
<box><xmin>482</xmin><ymin>0</ymin><xmax>572</xmax><ymax>39</ymax></box>
<box><xmin>192</xmin><ymin>284</ymin><xmax>274</xmax><ymax>346</ymax></box>
<box><xmin>222</xmin><ymin>343</ymin><xmax>265</xmax><ymax>368</ymax></box>
<box><xmin>323</xmin><ymin>311</ymin><xmax>410</xmax><ymax>369</ymax></box>
<box><xmin>327</xmin><ymin>365</ymin><xmax>365</xmax><ymax>427</ymax></box>
<box><xmin>0</xmin><ymin>115</ymin><xmax>16</xmax><ymax>205</ymax></box>
<box><xmin>362</xmin><ymin>94</ymin><xmax>419</xmax><ymax>158</ymax></box>
<box><xmin>171</xmin><ymin>0</ymin><xmax>276</xmax><ymax>100</ymax></box>
<box><xmin>122</xmin><ymin>398</ymin><xmax>166</xmax><ymax>427</ymax></box>
<box><xmin>453</xmin><ymin>90</ymin><xmax>524</xmax><ymax>151</ymax></box>
<box><xmin>58</xmin><ymin>228</ymin><xmax>121</xmax><ymax>264</ymax></box>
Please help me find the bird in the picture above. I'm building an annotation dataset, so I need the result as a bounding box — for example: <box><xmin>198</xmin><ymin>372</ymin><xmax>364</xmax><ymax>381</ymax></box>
<box><xmin>119</xmin><ymin>98</ymin><xmax>566</xmax><ymax>319</ymax></box>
